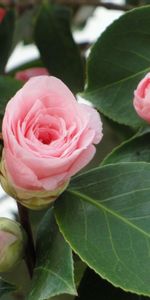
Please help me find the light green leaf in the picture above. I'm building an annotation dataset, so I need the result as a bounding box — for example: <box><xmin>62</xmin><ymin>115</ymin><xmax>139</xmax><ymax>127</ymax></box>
<box><xmin>34</xmin><ymin>4</ymin><xmax>84</xmax><ymax>93</ymax></box>
<box><xmin>55</xmin><ymin>162</ymin><xmax>150</xmax><ymax>296</ymax></box>
<box><xmin>28</xmin><ymin>208</ymin><xmax>76</xmax><ymax>300</ymax></box>
<box><xmin>0</xmin><ymin>277</ymin><xmax>16</xmax><ymax>297</ymax></box>
<box><xmin>83</xmin><ymin>6</ymin><xmax>150</xmax><ymax>128</ymax></box>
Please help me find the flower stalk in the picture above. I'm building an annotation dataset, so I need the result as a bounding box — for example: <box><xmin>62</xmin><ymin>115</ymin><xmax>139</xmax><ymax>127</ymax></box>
<box><xmin>17</xmin><ymin>203</ymin><xmax>36</xmax><ymax>278</ymax></box>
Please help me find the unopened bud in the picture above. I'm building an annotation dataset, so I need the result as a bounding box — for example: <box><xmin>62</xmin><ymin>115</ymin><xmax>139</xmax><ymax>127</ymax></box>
<box><xmin>15</xmin><ymin>67</ymin><xmax>49</xmax><ymax>82</ymax></box>
<box><xmin>0</xmin><ymin>8</ymin><xmax>6</xmax><ymax>23</ymax></box>
<box><xmin>0</xmin><ymin>218</ymin><xmax>26</xmax><ymax>272</ymax></box>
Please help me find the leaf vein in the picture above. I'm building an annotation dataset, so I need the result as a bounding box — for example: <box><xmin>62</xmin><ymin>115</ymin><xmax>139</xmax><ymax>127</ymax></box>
<box><xmin>68</xmin><ymin>189</ymin><xmax>150</xmax><ymax>238</ymax></box>
<box><xmin>35</xmin><ymin>266</ymin><xmax>74</xmax><ymax>291</ymax></box>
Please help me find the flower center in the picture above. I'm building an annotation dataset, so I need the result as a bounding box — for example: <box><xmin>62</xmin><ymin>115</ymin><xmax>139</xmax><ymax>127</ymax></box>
<box><xmin>38</xmin><ymin>128</ymin><xmax>59</xmax><ymax>145</ymax></box>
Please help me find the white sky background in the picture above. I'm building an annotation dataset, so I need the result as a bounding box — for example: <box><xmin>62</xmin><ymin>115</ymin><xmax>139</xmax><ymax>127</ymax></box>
<box><xmin>1</xmin><ymin>5</ymin><xmax>124</xmax><ymax>218</ymax></box>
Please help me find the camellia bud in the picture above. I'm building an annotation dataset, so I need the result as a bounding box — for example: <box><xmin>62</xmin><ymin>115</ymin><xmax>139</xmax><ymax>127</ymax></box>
<box><xmin>15</xmin><ymin>67</ymin><xmax>49</xmax><ymax>82</ymax></box>
<box><xmin>0</xmin><ymin>7</ymin><xmax>6</xmax><ymax>23</ymax></box>
<box><xmin>133</xmin><ymin>73</ymin><xmax>150</xmax><ymax>123</ymax></box>
<box><xmin>0</xmin><ymin>218</ymin><xmax>26</xmax><ymax>272</ymax></box>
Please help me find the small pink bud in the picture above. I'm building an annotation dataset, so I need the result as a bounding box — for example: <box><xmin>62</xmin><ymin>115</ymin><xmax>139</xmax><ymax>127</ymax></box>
<box><xmin>15</xmin><ymin>67</ymin><xmax>49</xmax><ymax>82</ymax></box>
<box><xmin>133</xmin><ymin>73</ymin><xmax>150</xmax><ymax>123</ymax></box>
<box><xmin>0</xmin><ymin>231</ymin><xmax>17</xmax><ymax>256</ymax></box>
<box><xmin>0</xmin><ymin>8</ymin><xmax>6</xmax><ymax>23</ymax></box>
<box><xmin>0</xmin><ymin>218</ymin><xmax>26</xmax><ymax>272</ymax></box>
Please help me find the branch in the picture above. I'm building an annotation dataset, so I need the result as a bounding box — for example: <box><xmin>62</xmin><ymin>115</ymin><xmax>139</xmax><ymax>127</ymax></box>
<box><xmin>0</xmin><ymin>133</ymin><xmax>3</xmax><ymax>140</ymax></box>
<box><xmin>17</xmin><ymin>203</ymin><xmax>36</xmax><ymax>278</ymax></box>
<box><xmin>8</xmin><ymin>0</ymin><xmax>135</xmax><ymax>13</ymax></box>
<box><xmin>55</xmin><ymin>0</ymin><xmax>134</xmax><ymax>11</ymax></box>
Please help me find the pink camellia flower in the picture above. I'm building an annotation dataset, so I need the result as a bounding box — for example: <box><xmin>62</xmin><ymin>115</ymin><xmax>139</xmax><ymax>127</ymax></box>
<box><xmin>15</xmin><ymin>67</ymin><xmax>49</xmax><ymax>82</ymax></box>
<box><xmin>133</xmin><ymin>73</ymin><xmax>150</xmax><ymax>123</ymax></box>
<box><xmin>0</xmin><ymin>7</ymin><xmax>6</xmax><ymax>23</ymax></box>
<box><xmin>1</xmin><ymin>76</ymin><xmax>103</xmax><ymax>210</ymax></box>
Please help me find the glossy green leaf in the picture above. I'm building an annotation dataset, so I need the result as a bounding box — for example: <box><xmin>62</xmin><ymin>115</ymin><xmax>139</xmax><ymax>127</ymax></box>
<box><xmin>0</xmin><ymin>8</ymin><xmax>15</xmax><ymax>73</ymax></box>
<box><xmin>102</xmin><ymin>127</ymin><xmax>150</xmax><ymax>165</ymax></box>
<box><xmin>0</xmin><ymin>277</ymin><xmax>16</xmax><ymax>297</ymax></box>
<box><xmin>55</xmin><ymin>163</ymin><xmax>150</xmax><ymax>296</ymax></box>
<box><xmin>34</xmin><ymin>4</ymin><xmax>84</xmax><ymax>93</ymax></box>
<box><xmin>83</xmin><ymin>6</ymin><xmax>150</xmax><ymax>128</ymax></box>
<box><xmin>0</xmin><ymin>76</ymin><xmax>22</xmax><ymax>118</ymax></box>
<box><xmin>28</xmin><ymin>208</ymin><xmax>76</xmax><ymax>300</ymax></box>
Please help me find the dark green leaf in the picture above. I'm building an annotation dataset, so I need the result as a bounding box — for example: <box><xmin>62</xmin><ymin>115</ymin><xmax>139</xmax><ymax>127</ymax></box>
<box><xmin>0</xmin><ymin>8</ymin><xmax>15</xmax><ymax>73</ymax></box>
<box><xmin>74</xmin><ymin>259</ymin><xmax>86</xmax><ymax>288</ymax></box>
<box><xmin>83</xmin><ymin>6</ymin><xmax>150</xmax><ymax>128</ymax></box>
<box><xmin>126</xmin><ymin>0</ymin><xmax>140</xmax><ymax>6</ymax></box>
<box><xmin>13</xmin><ymin>9</ymin><xmax>34</xmax><ymax>48</ymax></box>
<box><xmin>0</xmin><ymin>76</ymin><xmax>22</xmax><ymax>118</ymax></box>
<box><xmin>28</xmin><ymin>208</ymin><xmax>76</xmax><ymax>300</ymax></box>
<box><xmin>55</xmin><ymin>162</ymin><xmax>150</xmax><ymax>296</ymax></box>
<box><xmin>50</xmin><ymin>295</ymin><xmax>74</xmax><ymax>300</ymax></box>
<box><xmin>34</xmin><ymin>4</ymin><xmax>85</xmax><ymax>93</ymax></box>
<box><xmin>102</xmin><ymin>127</ymin><xmax>150</xmax><ymax>165</ymax></box>
<box><xmin>0</xmin><ymin>277</ymin><xmax>16</xmax><ymax>297</ymax></box>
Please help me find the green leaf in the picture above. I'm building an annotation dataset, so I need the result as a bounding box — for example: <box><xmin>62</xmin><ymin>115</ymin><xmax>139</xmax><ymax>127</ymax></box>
<box><xmin>102</xmin><ymin>127</ymin><xmax>150</xmax><ymax>165</ymax></box>
<box><xmin>13</xmin><ymin>9</ymin><xmax>34</xmax><ymax>48</ymax></box>
<box><xmin>50</xmin><ymin>295</ymin><xmax>74</xmax><ymax>300</ymax></box>
<box><xmin>55</xmin><ymin>162</ymin><xmax>150</xmax><ymax>296</ymax></box>
<box><xmin>28</xmin><ymin>208</ymin><xmax>76</xmax><ymax>300</ymax></box>
<box><xmin>34</xmin><ymin>4</ymin><xmax>85</xmax><ymax>93</ymax></box>
<box><xmin>0</xmin><ymin>76</ymin><xmax>22</xmax><ymax>119</ymax></box>
<box><xmin>0</xmin><ymin>8</ymin><xmax>15</xmax><ymax>73</ymax></box>
<box><xmin>74</xmin><ymin>259</ymin><xmax>86</xmax><ymax>288</ymax></box>
<box><xmin>0</xmin><ymin>277</ymin><xmax>16</xmax><ymax>297</ymax></box>
<box><xmin>83</xmin><ymin>6</ymin><xmax>150</xmax><ymax>128</ymax></box>
<box><xmin>126</xmin><ymin>0</ymin><xmax>140</xmax><ymax>6</ymax></box>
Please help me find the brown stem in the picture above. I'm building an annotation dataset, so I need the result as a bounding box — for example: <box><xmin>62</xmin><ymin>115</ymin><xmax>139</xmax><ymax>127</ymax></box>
<box><xmin>8</xmin><ymin>0</ymin><xmax>135</xmax><ymax>13</ymax></box>
<box><xmin>55</xmin><ymin>0</ymin><xmax>134</xmax><ymax>11</ymax></box>
<box><xmin>12</xmin><ymin>292</ymin><xmax>25</xmax><ymax>300</ymax></box>
<box><xmin>17</xmin><ymin>203</ymin><xmax>36</xmax><ymax>278</ymax></box>
<box><xmin>0</xmin><ymin>132</ymin><xmax>3</xmax><ymax>140</ymax></box>
<box><xmin>79</xmin><ymin>41</ymin><xmax>91</xmax><ymax>52</ymax></box>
